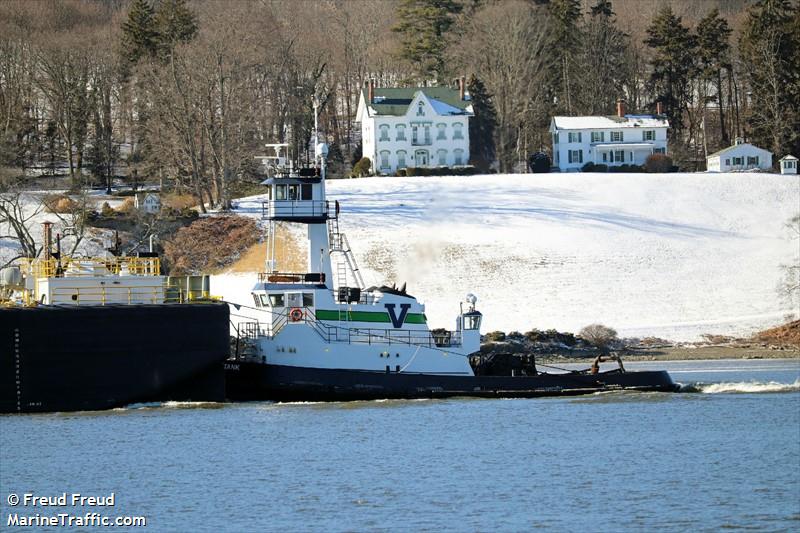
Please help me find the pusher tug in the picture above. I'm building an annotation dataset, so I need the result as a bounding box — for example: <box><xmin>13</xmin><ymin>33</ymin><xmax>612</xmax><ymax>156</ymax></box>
<box><xmin>223</xmin><ymin>104</ymin><xmax>678</xmax><ymax>402</ymax></box>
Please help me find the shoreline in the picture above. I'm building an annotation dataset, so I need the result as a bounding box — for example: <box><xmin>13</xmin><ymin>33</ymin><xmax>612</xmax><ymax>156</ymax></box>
<box><xmin>538</xmin><ymin>345</ymin><xmax>800</xmax><ymax>364</ymax></box>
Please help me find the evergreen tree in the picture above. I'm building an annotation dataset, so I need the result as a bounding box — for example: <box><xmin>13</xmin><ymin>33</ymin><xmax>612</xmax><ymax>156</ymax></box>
<box><xmin>466</xmin><ymin>74</ymin><xmax>496</xmax><ymax>171</ymax></box>
<box><xmin>121</xmin><ymin>0</ymin><xmax>158</xmax><ymax>65</ymax></box>
<box><xmin>696</xmin><ymin>8</ymin><xmax>732</xmax><ymax>146</ymax></box>
<box><xmin>644</xmin><ymin>6</ymin><xmax>697</xmax><ymax>135</ymax></box>
<box><xmin>548</xmin><ymin>0</ymin><xmax>582</xmax><ymax>114</ymax></box>
<box><xmin>574</xmin><ymin>0</ymin><xmax>630</xmax><ymax>115</ymax></box>
<box><xmin>392</xmin><ymin>0</ymin><xmax>462</xmax><ymax>83</ymax></box>
<box><xmin>154</xmin><ymin>0</ymin><xmax>198</xmax><ymax>59</ymax></box>
<box><xmin>739</xmin><ymin>0</ymin><xmax>800</xmax><ymax>158</ymax></box>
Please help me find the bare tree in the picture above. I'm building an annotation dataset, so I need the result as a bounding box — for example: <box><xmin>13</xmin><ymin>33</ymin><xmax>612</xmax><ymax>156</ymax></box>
<box><xmin>0</xmin><ymin>174</ymin><xmax>41</xmax><ymax>266</ymax></box>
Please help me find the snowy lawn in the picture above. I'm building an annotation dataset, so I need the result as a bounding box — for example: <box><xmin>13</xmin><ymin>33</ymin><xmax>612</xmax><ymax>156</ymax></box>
<box><xmin>217</xmin><ymin>172</ymin><xmax>798</xmax><ymax>341</ymax></box>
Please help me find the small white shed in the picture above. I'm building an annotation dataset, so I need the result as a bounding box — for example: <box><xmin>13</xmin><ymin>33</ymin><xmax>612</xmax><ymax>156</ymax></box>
<box><xmin>779</xmin><ymin>155</ymin><xmax>798</xmax><ymax>175</ymax></box>
<box><xmin>706</xmin><ymin>139</ymin><xmax>773</xmax><ymax>172</ymax></box>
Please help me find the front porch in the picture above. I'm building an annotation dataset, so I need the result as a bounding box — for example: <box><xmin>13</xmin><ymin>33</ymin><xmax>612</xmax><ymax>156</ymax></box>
<box><xmin>592</xmin><ymin>143</ymin><xmax>662</xmax><ymax>166</ymax></box>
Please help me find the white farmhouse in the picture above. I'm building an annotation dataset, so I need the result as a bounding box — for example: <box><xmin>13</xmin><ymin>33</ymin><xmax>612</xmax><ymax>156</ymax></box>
<box><xmin>706</xmin><ymin>139</ymin><xmax>773</xmax><ymax>172</ymax></box>
<box><xmin>356</xmin><ymin>79</ymin><xmax>473</xmax><ymax>175</ymax></box>
<box><xmin>134</xmin><ymin>192</ymin><xmax>161</xmax><ymax>214</ymax></box>
<box><xmin>550</xmin><ymin>100</ymin><xmax>669</xmax><ymax>171</ymax></box>
<box><xmin>780</xmin><ymin>155</ymin><xmax>798</xmax><ymax>175</ymax></box>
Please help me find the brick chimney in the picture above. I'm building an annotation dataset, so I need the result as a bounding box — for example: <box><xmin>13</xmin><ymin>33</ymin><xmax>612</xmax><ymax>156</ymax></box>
<box><xmin>459</xmin><ymin>76</ymin><xmax>466</xmax><ymax>100</ymax></box>
<box><xmin>656</xmin><ymin>101</ymin><xmax>663</xmax><ymax>115</ymax></box>
<box><xmin>616</xmin><ymin>98</ymin><xmax>626</xmax><ymax>118</ymax></box>
<box><xmin>368</xmin><ymin>79</ymin><xmax>375</xmax><ymax>104</ymax></box>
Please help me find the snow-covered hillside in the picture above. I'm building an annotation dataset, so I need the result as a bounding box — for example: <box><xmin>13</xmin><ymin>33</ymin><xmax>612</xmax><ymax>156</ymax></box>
<box><xmin>223</xmin><ymin>172</ymin><xmax>799</xmax><ymax>341</ymax></box>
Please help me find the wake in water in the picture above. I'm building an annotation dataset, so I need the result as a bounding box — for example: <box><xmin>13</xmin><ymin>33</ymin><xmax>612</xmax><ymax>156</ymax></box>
<box><xmin>678</xmin><ymin>379</ymin><xmax>800</xmax><ymax>394</ymax></box>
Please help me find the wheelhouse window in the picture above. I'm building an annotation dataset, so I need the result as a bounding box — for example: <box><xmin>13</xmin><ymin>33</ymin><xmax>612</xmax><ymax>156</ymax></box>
<box><xmin>301</xmin><ymin>184</ymin><xmax>312</xmax><ymax>200</ymax></box>
<box><xmin>252</xmin><ymin>293</ymin><xmax>261</xmax><ymax>307</ymax></box>
<box><xmin>463</xmin><ymin>314</ymin><xmax>481</xmax><ymax>330</ymax></box>
<box><xmin>303</xmin><ymin>293</ymin><xmax>314</xmax><ymax>307</ymax></box>
<box><xmin>287</xmin><ymin>184</ymin><xmax>299</xmax><ymax>201</ymax></box>
<box><xmin>611</xmin><ymin>131</ymin><xmax>623</xmax><ymax>142</ymax></box>
<box><xmin>276</xmin><ymin>184</ymin><xmax>287</xmax><ymax>200</ymax></box>
<box><xmin>269</xmin><ymin>294</ymin><xmax>284</xmax><ymax>307</ymax></box>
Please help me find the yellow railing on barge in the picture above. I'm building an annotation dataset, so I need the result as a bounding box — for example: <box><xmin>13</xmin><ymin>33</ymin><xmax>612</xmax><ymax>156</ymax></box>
<box><xmin>25</xmin><ymin>256</ymin><xmax>161</xmax><ymax>278</ymax></box>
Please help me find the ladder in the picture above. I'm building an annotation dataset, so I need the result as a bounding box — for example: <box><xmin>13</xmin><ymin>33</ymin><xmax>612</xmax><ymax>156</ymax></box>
<box><xmin>328</xmin><ymin>218</ymin><xmax>365</xmax><ymax>290</ymax></box>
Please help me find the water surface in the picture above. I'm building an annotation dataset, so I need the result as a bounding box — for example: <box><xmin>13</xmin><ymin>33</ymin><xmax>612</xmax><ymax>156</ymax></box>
<box><xmin>1</xmin><ymin>359</ymin><xmax>798</xmax><ymax>532</ymax></box>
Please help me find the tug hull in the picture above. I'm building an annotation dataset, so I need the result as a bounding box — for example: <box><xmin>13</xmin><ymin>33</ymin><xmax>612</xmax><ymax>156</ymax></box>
<box><xmin>0</xmin><ymin>303</ymin><xmax>230</xmax><ymax>413</ymax></box>
<box><xmin>224</xmin><ymin>361</ymin><xmax>679</xmax><ymax>402</ymax></box>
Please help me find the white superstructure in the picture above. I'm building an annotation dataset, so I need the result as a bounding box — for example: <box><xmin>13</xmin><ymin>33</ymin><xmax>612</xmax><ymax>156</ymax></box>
<box><xmin>232</xmin><ymin>100</ymin><xmax>482</xmax><ymax>375</ymax></box>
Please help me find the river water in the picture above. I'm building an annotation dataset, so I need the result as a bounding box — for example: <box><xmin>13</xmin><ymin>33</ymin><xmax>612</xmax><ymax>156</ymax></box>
<box><xmin>1</xmin><ymin>359</ymin><xmax>798</xmax><ymax>532</ymax></box>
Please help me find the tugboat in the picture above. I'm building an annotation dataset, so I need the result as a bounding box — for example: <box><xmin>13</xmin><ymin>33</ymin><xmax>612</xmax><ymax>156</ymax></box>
<box><xmin>223</xmin><ymin>101</ymin><xmax>678</xmax><ymax>402</ymax></box>
<box><xmin>0</xmin><ymin>226</ymin><xmax>230</xmax><ymax>413</ymax></box>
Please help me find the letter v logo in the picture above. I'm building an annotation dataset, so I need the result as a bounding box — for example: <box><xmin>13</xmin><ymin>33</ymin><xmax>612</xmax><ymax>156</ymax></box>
<box><xmin>384</xmin><ymin>303</ymin><xmax>411</xmax><ymax>328</ymax></box>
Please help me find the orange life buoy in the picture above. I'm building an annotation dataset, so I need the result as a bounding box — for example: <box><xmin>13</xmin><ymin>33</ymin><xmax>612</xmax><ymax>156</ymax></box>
<box><xmin>289</xmin><ymin>308</ymin><xmax>303</xmax><ymax>322</ymax></box>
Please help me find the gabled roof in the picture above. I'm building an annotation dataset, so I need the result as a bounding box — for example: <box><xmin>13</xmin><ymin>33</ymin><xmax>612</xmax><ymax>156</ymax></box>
<box><xmin>361</xmin><ymin>87</ymin><xmax>472</xmax><ymax>117</ymax></box>
<box><xmin>551</xmin><ymin>115</ymin><xmax>668</xmax><ymax>129</ymax></box>
<box><xmin>779</xmin><ymin>154</ymin><xmax>798</xmax><ymax>161</ymax></box>
<box><xmin>708</xmin><ymin>142</ymin><xmax>772</xmax><ymax>158</ymax></box>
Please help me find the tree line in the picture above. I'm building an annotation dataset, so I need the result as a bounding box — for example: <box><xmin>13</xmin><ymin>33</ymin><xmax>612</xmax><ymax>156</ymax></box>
<box><xmin>1</xmin><ymin>0</ymin><xmax>798</xmax><ymax>209</ymax></box>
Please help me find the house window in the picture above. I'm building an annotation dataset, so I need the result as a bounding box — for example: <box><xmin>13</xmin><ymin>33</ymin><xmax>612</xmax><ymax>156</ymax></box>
<box><xmin>568</xmin><ymin>132</ymin><xmax>582</xmax><ymax>143</ymax></box>
<box><xmin>412</xmin><ymin>125</ymin><xmax>418</xmax><ymax>144</ymax></box>
<box><xmin>380</xmin><ymin>150</ymin><xmax>390</xmax><ymax>169</ymax></box>
<box><xmin>733</xmin><ymin>157</ymin><xmax>744</xmax><ymax>165</ymax></box>
<box><xmin>379</xmin><ymin>124</ymin><xmax>389</xmax><ymax>141</ymax></box>
<box><xmin>568</xmin><ymin>150</ymin><xmax>583</xmax><ymax>164</ymax></box>
<box><xmin>602</xmin><ymin>152</ymin><xmax>608</xmax><ymax>162</ymax></box>
<box><xmin>614</xmin><ymin>150</ymin><xmax>624</xmax><ymax>162</ymax></box>
<box><xmin>437</xmin><ymin>124</ymin><xmax>446</xmax><ymax>140</ymax></box>
<box><xmin>437</xmin><ymin>149</ymin><xmax>447</xmax><ymax>165</ymax></box>
<box><xmin>417</xmin><ymin>102</ymin><xmax>425</xmax><ymax>116</ymax></box>
<box><xmin>643</xmin><ymin>130</ymin><xmax>655</xmax><ymax>141</ymax></box>
<box><xmin>747</xmin><ymin>156</ymin><xmax>759</xmax><ymax>166</ymax></box>
<box><xmin>454</xmin><ymin>149</ymin><xmax>464</xmax><ymax>166</ymax></box>
<box><xmin>453</xmin><ymin>123</ymin><xmax>464</xmax><ymax>140</ymax></box>
<box><xmin>397</xmin><ymin>150</ymin><xmax>407</xmax><ymax>169</ymax></box>
<box><xmin>553</xmin><ymin>133</ymin><xmax>559</xmax><ymax>145</ymax></box>
<box><xmin>424</xmin><ymin>125</ymin><xmax>431</xmax><ymax>144</ymax></box>
<box><xmin>611</xmin><ymin>131</ymin><xmax>623</xmax><ymax>142</ymax></box>
<box><xmin>591</xmin><ymin>131</ymin><xmax>604</xmax><ymax>143</ymax></box>
<box><xmin>653</xmin><ymin>147</ymin><xmax>666</xmax><ymax>154</ymax></box>
<box><xmin>725</xmin><ymin>158</ymin><xmax>730</xmax><ymax>165</ymax></box>
<box><xmin>396</xmin><ymin>125</ymin><xmax>406</xmax><ymax>141</ymax></box>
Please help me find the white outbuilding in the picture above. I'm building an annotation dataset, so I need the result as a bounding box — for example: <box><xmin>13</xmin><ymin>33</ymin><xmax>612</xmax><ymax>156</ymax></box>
<box><xmin>779</xmin><ymin>155</ymin><xmax>798</xmax><ymax>175</ymax></box>
<box><xmin>706</xmin><ymin>139</ymin><xmax>773</xmax><ymax>172</ymax></box>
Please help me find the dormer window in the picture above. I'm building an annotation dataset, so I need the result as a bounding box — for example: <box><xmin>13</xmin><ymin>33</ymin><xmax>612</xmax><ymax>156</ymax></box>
<box><xmin>417</xmin><ymin>102</ymin><xmax>425</xmax><ymax>116</ymax></box>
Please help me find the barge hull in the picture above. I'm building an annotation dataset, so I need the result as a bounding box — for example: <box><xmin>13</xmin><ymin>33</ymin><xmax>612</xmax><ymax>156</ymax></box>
<box><xmin>224</xmin><ymin>362</ymin><xmax>679</xmax><ymax>402</ymax></box>
<box><xmin>0</xmin><ymin>303</ymin><xmax>230</xmax><ymax>413</ymax></box>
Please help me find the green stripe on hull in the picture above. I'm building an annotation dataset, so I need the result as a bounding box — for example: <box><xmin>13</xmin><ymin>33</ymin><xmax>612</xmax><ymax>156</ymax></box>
<box><xmin>315</xmin><ymin>309</ymin><xmax>427</xmax><ymax>324</ymax></box>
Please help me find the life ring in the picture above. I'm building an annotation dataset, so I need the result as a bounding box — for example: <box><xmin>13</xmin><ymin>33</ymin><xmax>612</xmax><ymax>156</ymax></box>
<box><xmin>289</xmin><ymin>308</ymin><xmax>304</xmax><ymax>322</ymax></box>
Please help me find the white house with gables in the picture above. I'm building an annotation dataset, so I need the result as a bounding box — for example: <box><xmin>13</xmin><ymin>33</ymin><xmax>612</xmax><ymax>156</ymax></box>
<box><xmin>356</xmin><ymin>79</ymin><xmax>473</xmax><ymax>175</ymax></box>
<box><xmin>706</xmin><ymin>139</ymin><xmax>773</xmax><ymax>172</ymax></box>
<box><xmin>550</xmin><ymin>100</ymin><xmax>669</xmax><ymax>171</ymax></box>
<box><xmin>134</xmin><ymin>192</ymin><xmax>161</xmax><ymax>214</ymax></box>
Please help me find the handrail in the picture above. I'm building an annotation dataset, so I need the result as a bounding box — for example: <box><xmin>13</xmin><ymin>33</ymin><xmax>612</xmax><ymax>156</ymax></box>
<box><xmin>24</xmin><ymin>256</ymin><xmax>161</xmax><ymax>278</ymax></box>
<box><xmin>261</xmin><ymin>200</ymin><xmax>329</xmax><ymax>219</ymax></box>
